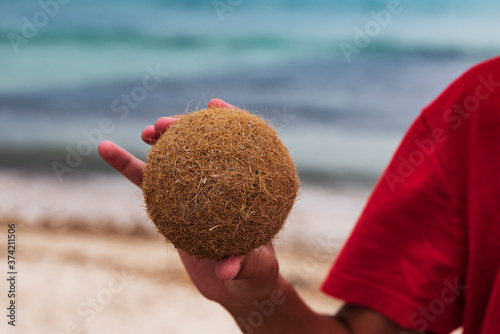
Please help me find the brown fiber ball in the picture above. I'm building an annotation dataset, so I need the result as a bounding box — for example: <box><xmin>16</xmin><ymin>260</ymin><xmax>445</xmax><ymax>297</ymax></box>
<box><xmin>142</xmin><ymin>107</ymin><xmax>299</xmax><ymax>259</ymax></box>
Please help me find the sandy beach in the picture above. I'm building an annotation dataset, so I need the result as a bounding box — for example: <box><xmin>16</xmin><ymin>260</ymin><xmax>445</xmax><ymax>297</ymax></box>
<box><xmin>0</xmin><ymin>170</ymin><xmax>361</xmax><ymax>333</ymax></box>
<box><xmin>1</xmin><ymin>227</ymin><xmax>344</xmax><ymax>334</ymax></box>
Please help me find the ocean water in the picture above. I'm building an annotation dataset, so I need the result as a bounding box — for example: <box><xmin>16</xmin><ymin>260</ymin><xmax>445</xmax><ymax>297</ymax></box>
<box><xmin>1</xmin><ymin>0</ymin><xmax>500</xmax><ymax>185</ymax></box>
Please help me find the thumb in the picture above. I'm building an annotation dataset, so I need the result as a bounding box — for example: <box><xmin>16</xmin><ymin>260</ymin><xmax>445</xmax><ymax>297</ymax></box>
<box><xmin>215</xmin><ymin>243</ymin><xmax>278</xmax><ymax>281</ymax></box>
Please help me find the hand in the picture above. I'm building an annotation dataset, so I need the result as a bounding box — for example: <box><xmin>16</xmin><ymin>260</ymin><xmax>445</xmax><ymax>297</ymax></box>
<box><xmin>97</xmin><ymin>98</ymin><xmax>233</xmax><ymax>187</ymax></box>
<box><xmin>98</xmin><ymin>98</ymin><xmax>281</xmax><ymax>308</ymax></box>
<box><xmin>98</xmin><ymin>98</ymin><xmax>416</xmax><ymax>333</ymax></box>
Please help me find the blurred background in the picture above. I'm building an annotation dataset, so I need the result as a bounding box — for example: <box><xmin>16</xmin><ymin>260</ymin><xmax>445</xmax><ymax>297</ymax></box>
<box><xmin>1</xmin><ymin>0</ymin><xmax>499</xmax><ymax>333</ymax></box>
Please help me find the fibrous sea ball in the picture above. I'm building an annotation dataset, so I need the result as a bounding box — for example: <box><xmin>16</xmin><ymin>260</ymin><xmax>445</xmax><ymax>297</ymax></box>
<box><xmin>142</xmin><ymin>107</ymin><xmax>299</xmax><ymax>259</ymax></box>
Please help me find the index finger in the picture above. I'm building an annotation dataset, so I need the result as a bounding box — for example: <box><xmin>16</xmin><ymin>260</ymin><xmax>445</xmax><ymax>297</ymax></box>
<box><xmin>141</xmin><ymin>116</ymin><xmax>179</xmax><ymax>145</ymax></box>
<box><xmin>98</xmin><ymin>140</ymin><xmax>146</xmax><ymax>187</ymax></box>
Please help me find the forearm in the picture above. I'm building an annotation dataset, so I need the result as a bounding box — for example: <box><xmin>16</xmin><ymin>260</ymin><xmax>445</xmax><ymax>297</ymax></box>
<box><xmin>224</xmin><ymin>275</ymin><xmax>350</xmax><ymax>334</ymax></box>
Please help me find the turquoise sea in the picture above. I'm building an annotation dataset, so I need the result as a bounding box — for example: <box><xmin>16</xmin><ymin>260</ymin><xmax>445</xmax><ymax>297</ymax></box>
<box><xmin>1</xmin><ymin>0</ymin><xmax>500</xmax><ymax>185</ymax></box>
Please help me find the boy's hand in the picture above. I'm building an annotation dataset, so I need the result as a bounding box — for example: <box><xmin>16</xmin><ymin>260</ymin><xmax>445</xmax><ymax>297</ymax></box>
<box><xmin>97</xmin><ymin>99</ymin><xmax>235</xmax><ymax>186</ymax></box>
<box><xmin>97</xmin><ymin>98</ymin><xmax>418</xmax><ymax>333</ymax></box>
<box><xmin>98</xmin><ymin>98</ymin><xmax>280</xmax><ymax>307</ymax></box>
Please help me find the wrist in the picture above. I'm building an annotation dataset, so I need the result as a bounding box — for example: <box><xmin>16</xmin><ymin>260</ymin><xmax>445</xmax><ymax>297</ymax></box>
<box><xmin>224</xmin><ymin>275</ymin><xmax>348</xmax><ymax>334</ymax></box>
<box><xmin>224</xmin><ymin>275</ymin><xmax>291</xmax><ymax>333</ymax></box>
<box><xmin>225</xmin><ymin>275</ymin><xmax>332</xmax><ymax>334</ymax></box>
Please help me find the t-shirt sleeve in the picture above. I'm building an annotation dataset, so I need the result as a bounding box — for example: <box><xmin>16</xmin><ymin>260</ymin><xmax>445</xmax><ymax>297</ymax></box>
<box><xmin>321</xmin><ymin>113</ymin><xmax>467</xmax><ymax>333</ymax></box>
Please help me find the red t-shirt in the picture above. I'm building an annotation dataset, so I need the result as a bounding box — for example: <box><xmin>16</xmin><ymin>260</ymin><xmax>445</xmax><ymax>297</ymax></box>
<box><xmin>321</xmin><ymin>56</ymin><xmax>500</xmax><ymax>334</ymax></box>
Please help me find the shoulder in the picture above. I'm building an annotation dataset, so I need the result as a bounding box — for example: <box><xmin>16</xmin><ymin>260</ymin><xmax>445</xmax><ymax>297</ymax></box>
<box><xmin>421</xmin><ymin>55</ymin><xmax>500</xmax><ymax>128</ymax></box>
